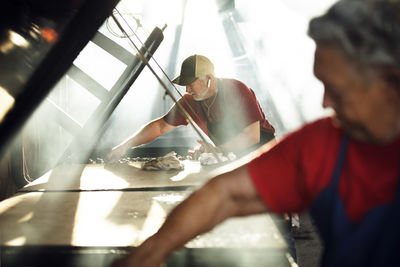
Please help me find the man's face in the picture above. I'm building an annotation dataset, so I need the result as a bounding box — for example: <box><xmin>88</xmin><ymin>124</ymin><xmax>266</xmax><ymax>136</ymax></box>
<box><xmin>314</xmin><ymin>45</ymin><xmax>398</xmax><ymax>144</ymax></box>
<box><xmin>185</xmin><ymin>78</ymin><xmax>209</xmax><ymax>101</ymax></box>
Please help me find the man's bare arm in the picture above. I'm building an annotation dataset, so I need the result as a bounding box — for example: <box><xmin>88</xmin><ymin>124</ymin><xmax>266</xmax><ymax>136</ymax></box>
<box><xmin>192</xmin><ymin>121</ymin><xmax>262</xmax><ymax>158</ymax></box>
<box><xmin>218</xmin><ymin>121</ymin><xmax>261</xmax><ymax>153</ymax></box>
<box><xmin>108</xmin><ymin>118</ymin><xmax>176</xmax><ymax>161</ymax></box>
<box><xmin>113</xmin><ymin>164</ymin><xmax>268</xmax><ymax>267</ymax></box>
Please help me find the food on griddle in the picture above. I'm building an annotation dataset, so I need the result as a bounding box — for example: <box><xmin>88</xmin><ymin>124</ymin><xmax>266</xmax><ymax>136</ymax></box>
<box><xmin>198</xmin><ymin>152</ymin><xmax>236</xmax><ymax>166</ymax></box>
<box><xmin>142</xmin><ymin>151</ymin><xmax>184</xmax><ymax>171</ymax></box>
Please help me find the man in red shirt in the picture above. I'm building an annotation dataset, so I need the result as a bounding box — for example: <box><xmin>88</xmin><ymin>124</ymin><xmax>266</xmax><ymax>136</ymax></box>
<box><xmin>112</xmin><ymin>0</ymin><xmax>400</xmax><ymax>266</ymax></box>
<box><xmin>108</xmin><ymin>54</ymin><xmax>275</xmax><ymax>160</ymax></box>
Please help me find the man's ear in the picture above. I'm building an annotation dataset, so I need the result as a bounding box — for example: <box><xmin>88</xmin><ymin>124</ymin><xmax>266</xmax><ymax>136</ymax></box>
<box><xmin>381</xmin><ymin>68</ymin><xmax>400</xmax><ymax>106</ymax></box>
<box><xmin>383</xmin><ymin>68</ymin><xmax>400</xmax><ymax>94</ymax></box>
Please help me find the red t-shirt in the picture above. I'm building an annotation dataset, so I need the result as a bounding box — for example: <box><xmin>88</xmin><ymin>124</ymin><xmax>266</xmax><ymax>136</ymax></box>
<box><xmin>163</xmin><ymin>78</ymin><xmax>274</xmax><ymax>145</ymax></box>
<box><xmin>248</xmin><ymin>117</ymin><xmax>400</xmax><ymax>223</ymax></box>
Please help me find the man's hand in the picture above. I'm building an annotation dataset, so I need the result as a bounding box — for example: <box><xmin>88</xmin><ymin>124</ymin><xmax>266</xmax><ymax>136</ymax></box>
<box><xmin>110</xmin><ymin>164</ymin><xmax>268</xmax><ymax>267</ymax></box>
<box><xmin>110</xmin><ymin>239</ymin><xmax>167</xmax><ymax>267</ymax></box>
<box><xmin>111</xmin><ymin>254</ymin><xmax>159</xmax><ymax>267</ymax></box>
<box><xmin>197</xmin><ymin>140</ymin><xmax>220</xmax><ymax>153</ymax></box>
<box><xmin>107</xmin><ymin>144</ymin><xmax>130</xmax><ymax>163</ymax></box>
<box><xmin>106</xmin><ymin>118</ymin><xmax>178</xmax><ymax>163</ymax></box>
<box><xmin>111</xmin><ymin>255</ymin><xmax>165</xmax><ymax>267</ymax></box>
<box><xmin>188</xmin><ymin>140</ymin><xmax>221</xmax><ymax>160</ymax></box>
<box><xmin>111</xmin><ymin>165</ymin><xmax>267</xmax><ymax>266</ymax></box>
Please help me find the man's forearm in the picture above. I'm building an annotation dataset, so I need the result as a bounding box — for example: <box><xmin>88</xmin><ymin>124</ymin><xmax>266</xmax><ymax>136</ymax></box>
<box><xmin>220</xmin><ymin>132</ymin><xmax>258</xmax><ymax>152</ymax></box>
<box><xmin>219</xmin><ymin>121</ymin><xmax>261</xmax><ymax>153</ymax></box>
<box><xmin>118</xmin><ymin>177</ymin><xmax>232</xmax><ymax>266</ymax></box>
<box><xmin>119</xmin><ymin>166</ymin><xmax>268</xmax><ymax>266</ymax></box>
<box><xmin>121</xmin><ymin>124</ymin><xmax>160</xmax><ymax>148</ymax></box>
<box><xmin>145</xmin><ymin>177</ymin><xmax>234</xmax><ymax>256</ymax></box>
<box><xmin>118</xmin><ymin>118</ymin><xmax>174</xmax><ymax>150</ymax></box>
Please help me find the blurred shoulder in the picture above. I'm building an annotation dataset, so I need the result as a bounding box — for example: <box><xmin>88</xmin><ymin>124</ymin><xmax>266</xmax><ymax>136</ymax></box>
<box><xmin>219</xmin><ymin>78</ymin><xmax>250</xmax><ymax>90</ymax></box>
<box><xmin>286</xmin><ymin>116</ymin><xmax>341</xmax><ymax>145</ymax></box>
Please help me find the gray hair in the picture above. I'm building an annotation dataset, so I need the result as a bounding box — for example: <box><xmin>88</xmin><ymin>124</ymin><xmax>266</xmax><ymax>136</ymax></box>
<box><xmin>308</xmin><ymin>0</ymin><xmax>400</xmax><ymax>69</ymax></box>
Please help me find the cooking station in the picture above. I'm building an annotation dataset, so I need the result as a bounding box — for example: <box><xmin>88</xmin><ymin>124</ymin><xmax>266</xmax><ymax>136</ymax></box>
<box><xmin>1</xmin><ymin>160</ymin><xmax>291</xmax><ymax>266</ymax></box>
<box><xmin>0</xmin><ymin>0</ymin><xmax>293</xmax><ymax>266</ymax></box>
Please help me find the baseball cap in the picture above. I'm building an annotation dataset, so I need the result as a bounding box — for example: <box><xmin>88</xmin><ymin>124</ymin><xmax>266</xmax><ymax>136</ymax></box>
<box><xmin>172</xmin><ymin>55</ymin><xmax>214</xmax><ymax>86</ymax></box>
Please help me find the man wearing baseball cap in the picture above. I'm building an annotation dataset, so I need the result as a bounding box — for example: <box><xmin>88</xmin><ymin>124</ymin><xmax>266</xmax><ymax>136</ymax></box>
<box><xmin>112</xmin><ymin>0</ymin><xmax>400</xmax><ymax>266</ymax></box>
<box><xmin>108</xmin><ymin>54</ymin><xmax>275</xmax><ymax>161</ymax></box>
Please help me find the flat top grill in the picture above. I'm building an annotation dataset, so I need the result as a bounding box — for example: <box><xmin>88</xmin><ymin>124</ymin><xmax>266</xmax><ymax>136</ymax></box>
<box><xmin>0</xmin><ymin>160</ymin><xmax>292</xmax><ymax>267</ymax></box>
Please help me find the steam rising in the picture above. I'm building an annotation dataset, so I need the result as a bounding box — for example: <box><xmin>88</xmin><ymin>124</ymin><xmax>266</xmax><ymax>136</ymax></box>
<box><xmin>16</xmin><ymin>0</ymin><xmax>336</xmax><ymax>182</ymax></box>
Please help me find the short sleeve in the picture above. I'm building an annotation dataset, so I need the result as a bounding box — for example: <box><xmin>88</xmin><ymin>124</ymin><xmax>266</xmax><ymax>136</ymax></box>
<box><xmin>247</xmin><ymin>118</ymin><xmax>341</xmax><ymax>213</ymax></box>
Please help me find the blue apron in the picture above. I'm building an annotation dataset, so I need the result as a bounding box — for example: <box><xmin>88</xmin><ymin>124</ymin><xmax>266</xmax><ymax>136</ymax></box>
<box><xmin>310</xmin><ymin>135</ymin><xmax>400</xmax><ymax>267</ymax></box>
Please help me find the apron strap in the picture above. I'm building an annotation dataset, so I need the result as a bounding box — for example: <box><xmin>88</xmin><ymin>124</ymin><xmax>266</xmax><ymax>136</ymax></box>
<box><xmin>331</xmin><ymin>134</ymin><xmax>349</xmax><ymax>187</ymax></box>
<box><xmin>368</xmin><ymin>164</ymin><xmax>400</xmax><ymax>266</ymax></box>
